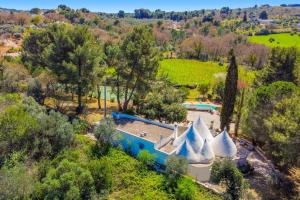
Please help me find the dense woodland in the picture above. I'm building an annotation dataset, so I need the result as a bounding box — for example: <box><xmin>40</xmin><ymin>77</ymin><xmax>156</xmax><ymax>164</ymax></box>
<box><xmin>0</xmin><ymin>3</ymin><xmax>300</xmax><ymax>200</ymax></box>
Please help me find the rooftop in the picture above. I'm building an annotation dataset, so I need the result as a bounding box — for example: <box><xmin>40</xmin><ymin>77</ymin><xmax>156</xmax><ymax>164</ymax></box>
<box><xmin>114</xmin><ymin>118</ymin><xmax>187</xmax><ymax>153</ymax></box>
<box><xmin>115</xmin><ymin>118</ymin><xmax>174</xmax><ymax>143</ymax></box>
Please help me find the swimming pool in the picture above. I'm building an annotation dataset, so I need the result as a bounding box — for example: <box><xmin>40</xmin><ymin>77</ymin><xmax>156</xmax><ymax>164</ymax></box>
<box><xmin>182</xmin><ymin>103</ymin><xmax>217</xmax><ymax>110</ymax></box>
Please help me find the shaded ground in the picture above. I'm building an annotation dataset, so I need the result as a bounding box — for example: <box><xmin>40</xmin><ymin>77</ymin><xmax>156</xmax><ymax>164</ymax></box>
<box><xmin>45</xmin><ymin>96</ymin><xmax>118</xmax><ymax>124</ymax></box>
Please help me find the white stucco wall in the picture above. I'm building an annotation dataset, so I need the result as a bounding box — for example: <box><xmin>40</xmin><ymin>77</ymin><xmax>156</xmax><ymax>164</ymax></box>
<box><xmin>187</xmin><ymin>163</ymin><xmax>213</xmax><ymax>182</ymax></box>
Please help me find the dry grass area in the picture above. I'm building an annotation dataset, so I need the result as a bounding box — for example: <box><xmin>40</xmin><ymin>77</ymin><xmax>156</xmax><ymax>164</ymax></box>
<box><xmin>44</xmin><ymin>95</ymin><xmax>118</xmax><ymax>124</ymax></box>
<box><xmin>289</xmin><ymin>168</ymin><xmax>300</xmax><ymax>196</ymax></box>
<box><xmin>0</xmin><ymin>37</ymin><xmax>22</xmax><ymax>55</ymax></box>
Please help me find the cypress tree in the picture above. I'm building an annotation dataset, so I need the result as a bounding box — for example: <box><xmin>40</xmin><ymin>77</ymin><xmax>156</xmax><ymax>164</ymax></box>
<box><xmin>220</xmin><ymin>49</ymin><xmax>238</xmax><ymax>131</ymax></box>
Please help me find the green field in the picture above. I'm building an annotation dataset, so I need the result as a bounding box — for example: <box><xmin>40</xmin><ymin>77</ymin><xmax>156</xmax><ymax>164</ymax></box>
<box><xmin>248</xmin><ymin>33</ymin><xmax>300</xmax><ymax>48</ymax></box>
<box><xmin>159</xmin><ymin>59</ymin><xmax>226</xmax><ymax>85</ymax></box>
<box><xmin>159</xmin><ymin>59</ymin><xmax>254</xmax><ymax>85</ymax></box>
<box><xmin>159</xmin><ymin>59</ymin><xmax>255</xmax><ymax>100</ymax></box>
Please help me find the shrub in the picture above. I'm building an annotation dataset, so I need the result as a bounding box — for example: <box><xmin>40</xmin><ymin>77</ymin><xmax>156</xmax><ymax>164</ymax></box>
<box><xmin>137</xmin><ymin>150</ymin><xmax>156</xmax><ymax>169</ymax></box>
<box><xmin>212</xmin><ymin>79</ymin><xmax>225</xmax><ymax>102</ymax></box>
<box><xmin>93</xmin><ymin>117</ymin><xmax>117</xmax><ymax>156</ymax></box>
<box><xmin>0</xmin><ymin>164</ymin><xmax>34</xmax><ymax>199</ymax></box>
<box><xmin>174</xmin><ymin>178</ymin><xmax>197</xmax><ymax>200</ymax></box>
<box><xmin>197</xmin><ymin>81</ymin><xmax>210</xmax><ymax>99</ymax></box>
<box><xmin>165</xmin><ymin>156</ymin><xmax>188</xmax><ymax>190</ymax></box>
<box><xmin>255</xmin><ymin>29</ymin><xmax>270</xmax><ymax>35</ymax></box>
<box><xmin>124</xmin><ymin>108</ymin><xmax>135</xmax><ymax>115</ymax></box>
<box><xmin>88</xmin><ymin>158</ymin><xmax>112</xmax><ymax>194</ymax></box>
<box><xmin>27</xmin><ymin>78</ymin><xmax>45</xmax><ymax>104</ymax></box>
<box><xmin>33</xmin><ymin>159</ymin><xmax>95</xmax><ymax>200</ymax></box>
<box><xmin>0</xmin><ymin>96</ymin><xmax>74</xmax><ymax>161</ymax></box>
<box><xmin>211</xmin><ymin>160</ymin><xmax>248</xmax><ymax>200</ymax></box>
<box><xmin>162</xmin><ymin>104</ymin><xmax>187</xmax><ymax>123</ymax></box>
<box><xmin>72</xmin><ymin>118</ymin><xmax>89</xmax><ymax>134</ymax></box>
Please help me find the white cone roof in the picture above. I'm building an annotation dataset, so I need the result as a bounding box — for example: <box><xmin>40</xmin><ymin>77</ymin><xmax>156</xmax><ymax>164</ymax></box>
<box><xmin>200</xmin><ymin>139</ymin><xmax>215</xmax><ymax>163</ymax></box>
<box><xmin>173</xmin><ymin>123</ymin><xmax>204</xmax><ymax>153</ymax></box>
<box><xmin>172</xmin><ymin>116</ymin><xmax>237</xmax><ymax>164</ymax></box>
<box><xmin>211</xmin><ymin>128</ymin><xmax>237</xmax><ymax>158</ymax></box>
<box><xmin>194</xmin><ymin>116</ymin><xmax>214</xmax><ymax>142</ymax></box>
<box><xmin>176</xmin><ymin>140</ymin><xmax>201</xmax><ymax>163</ymax></box>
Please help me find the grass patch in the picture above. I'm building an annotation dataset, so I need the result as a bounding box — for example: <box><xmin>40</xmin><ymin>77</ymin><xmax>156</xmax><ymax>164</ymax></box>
<box><xmin>248</xmin><ymin>33</ymin><xmax>300</xmax><ymax>49</ymax></box>
<box><xmin>159</xmin><ymin>59</ymin><xmax>255</xmax><ymax>100</ymax></box>
<box><xmin>159</xmin><ymin>59</ymin><xmax>226</xmax><ymax>85</ymax></box>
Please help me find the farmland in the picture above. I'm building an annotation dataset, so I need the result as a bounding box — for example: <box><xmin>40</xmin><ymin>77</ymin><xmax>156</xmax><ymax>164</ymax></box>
<box><xmin>159</xmin><ymin>59</ymin><xmax>255</xmax><ymax>85</ymax></box>
<box><xmin>159</xmin><ymin>59</ymin><xmax>226</xmax><ymax>85</ymax></box>
<box><xmin>248</xmin><ymin>33</ymin><xmax>300</xmax><ymax>49</ymax></box>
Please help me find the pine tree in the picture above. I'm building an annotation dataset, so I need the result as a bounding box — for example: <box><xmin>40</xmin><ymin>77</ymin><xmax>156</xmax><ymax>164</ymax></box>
<box><xmin>220</xmin><ymin>49</ymin><xmax>238</xmax><ymax>131</ymax></box>
<box><xmin>44</xmin><ymin>24</ymin><xmax>101</xmax><ymax>113</ymax></box>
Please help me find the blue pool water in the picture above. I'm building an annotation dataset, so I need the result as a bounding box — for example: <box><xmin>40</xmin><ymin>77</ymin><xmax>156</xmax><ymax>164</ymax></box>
<box><xmin>183</xmin><ymin>103</ymin><xmax>217</xmax><ymax>110</ymax></box>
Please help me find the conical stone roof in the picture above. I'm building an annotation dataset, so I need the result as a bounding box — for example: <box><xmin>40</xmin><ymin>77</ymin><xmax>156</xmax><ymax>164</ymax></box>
<box><xmin>194</xmin><ymin>116</ymin><xmax>214</xmax><ymax>142</ymax></box>
<box><xmin>176</xmin><ymin>139</ymin><xmax>200</xmax><ymax>163</ymax></box>
<box><xmin>199</xmin><ymin>139</ymin><xmax>215</xmax><ymax>163</ymax></box>
<box><xmin>173</xmin><ymin>123</ymin><xmax>204</xmax><ymax>153</ymax></box>
<box><xmin>211</xmin><ymin>128</ymin><xmax>237</xmax><ymax>158</ymax></box>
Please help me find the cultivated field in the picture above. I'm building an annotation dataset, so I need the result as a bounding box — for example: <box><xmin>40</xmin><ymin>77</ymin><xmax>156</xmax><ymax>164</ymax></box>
<box><xmin>248</xmin><ymin>33</ymin><xmax>300</xmax><ymax>48</ymax></box>
<box><xmin>159</xmin><ymin>59</ymin><xmax>255</xmax><ymax>85</ymax></box>
<box><xmin>159</xmin><ymin>59</ymin><xmax>226</xmax><ymax>85</ymax></box>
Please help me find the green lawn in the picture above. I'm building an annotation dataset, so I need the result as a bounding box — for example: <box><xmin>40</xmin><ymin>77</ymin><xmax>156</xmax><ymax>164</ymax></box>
<box><xmin>159</xmin><ymin>59</ymin><xmax>255</xmax><ymax>85</ymax></box>
<box><xmin>248</xmin><ymin>33</ymin><xmax>300</xmax><ymax>49</ymax></box>
<box><xmin>159</xmin><ymin>59</ymin><xmax>255</xmax><ymax>100</ymax></box>
<box><xmin>159</xmin><ymin>59</ymin><xmax>226</xmax><ymax>85</ymax></box>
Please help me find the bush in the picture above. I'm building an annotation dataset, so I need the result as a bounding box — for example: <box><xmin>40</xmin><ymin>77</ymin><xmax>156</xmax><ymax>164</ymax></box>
<box><xmin>197</xmin><ymin>81</ymin><xmax>210</xmax><ymax>99</ymax></box>
<box><xmin>124</xmin><ymin>108</ymin><xmax>135</xmax><ymax>115</ymax></box>
<box><xmin>0</xmin><ymin>164</ymin><xmax>34</xmax><ymax>199</ymax></box>
<box><xmin>212</xmin><ymin>79</ymin><xmax>225</xmax><ymax>102</ymax></box>
<box><xmin>165</xmin><ymin>156</ymin><xmax>188</xmax><ymax>190</ymax></box>
<box><xmin>162</xmin><ymin>104</ymin><xmax>187</xmax><ymax>123</ymax></box>
<box><xmin>211</xmin><ymin>160</ymin><xmax>248</xmax><ymax>200</ymax></box>
<box><xmin>33</xmin><ymin>159</ymin><xmax>95</xmax><ymax>200</ymax></box>
<box><xmin>72</xmin><ymin>118</ymin><xmax>89</xmax><ymax>134</ymax></box>
<box><xmin>137</xmin><ymin>150</ymin><xmax>156</xmax><ymax>169</ymax></box>
<box><xmin>174</xmin><ymin>178</ymin><xmax>197</xmax><ymax>200</ymax></box>
<box><xmin>27</xmin><ymin>78</ymin><xmax>45</xmax><ymax>104</ymax></box>
<box><xmin>93</xmin><ymin>118</ymin><xmax>117</xmax><ymax>156</ymax></box>
<box><xmin>88</xmin><ymin>158</ymin><xmax>112</xmax><ymax>194</ymax></box>
<box><xmin>0</xmin><ymin>96</ymin><xmax>74</xmax><ymax>161</ymax></box>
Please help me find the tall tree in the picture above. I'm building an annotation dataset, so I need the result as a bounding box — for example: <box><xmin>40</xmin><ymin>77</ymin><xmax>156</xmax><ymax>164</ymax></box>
<box><xmin>220</xmin><ymin>49</ymin><xmax>238</xmax><ymax>130</ymax></box>
<box><xmin>259</xmin><ymin>10</ymin><xmax>268</xmax><ymax>19</ymax></box>
<box><xmin>256</xmin><ymin>47</ymin><xmax>299</xmax><ymax>85</ymax></box>
<box><xmin>115</xmin><ymin>26</ymin><xmax>159</xmax><ymax>111</ymax></box>
<box><xmin>44</xmin><ymin>24</ymin><xmax>101</xmax><ymax>113</ymax></box>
